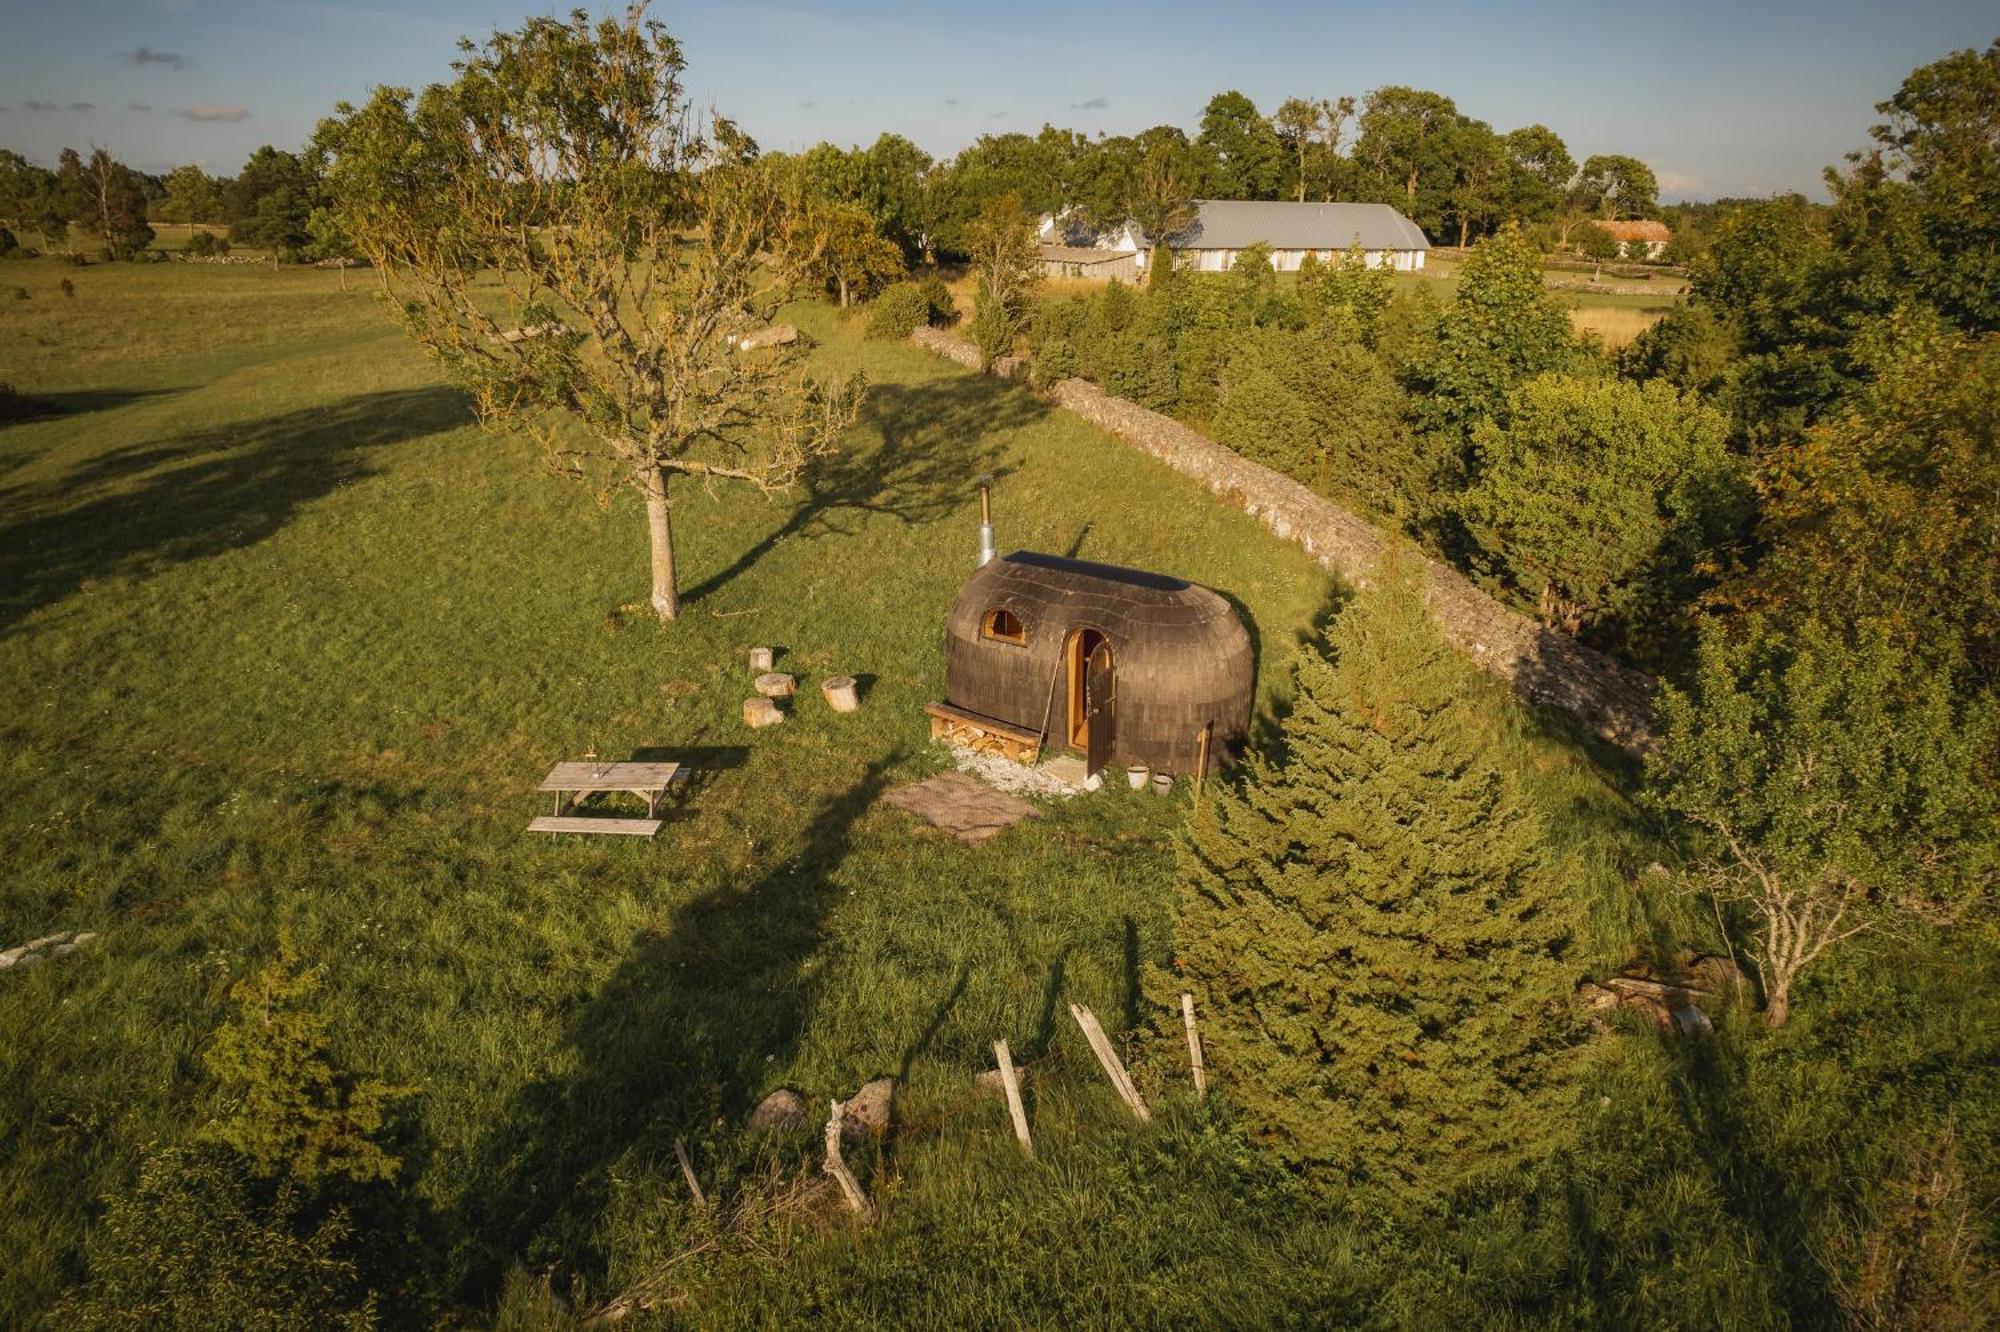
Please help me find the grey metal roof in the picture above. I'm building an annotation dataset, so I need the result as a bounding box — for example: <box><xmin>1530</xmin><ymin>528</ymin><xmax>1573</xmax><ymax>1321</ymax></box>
<box><xmin>1133</xmin><ymin>201</ymin><xmax>1429</xmax><ymax>252</ymax></box>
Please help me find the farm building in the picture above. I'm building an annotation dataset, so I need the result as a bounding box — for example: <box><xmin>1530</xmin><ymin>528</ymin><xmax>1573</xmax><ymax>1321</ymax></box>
<box><xmin>927</xmin><ymin>551</ymin><xmax>1254</xmax><ymax>780</ymax></box>
<box><xmin>1035</xmin><ymin>245</ymin><xmax>1140</xmax><ymax>282</ymax></box>
<box><xmin>1037</xmin><ymin>200</ymin><xmax>1430</xmax><ymax>276</ymax></box>
<box><xmin>1588</xmin><ymin>218</ymin><xmax>1673</xmax><ymax>258</ymax></box>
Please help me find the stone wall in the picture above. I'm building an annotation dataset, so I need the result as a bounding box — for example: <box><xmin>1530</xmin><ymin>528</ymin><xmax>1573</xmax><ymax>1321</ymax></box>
<box><xmin>910</xmin><ymin>327</ymin><xmax>1658</xmax><ymax>752</ymax></box>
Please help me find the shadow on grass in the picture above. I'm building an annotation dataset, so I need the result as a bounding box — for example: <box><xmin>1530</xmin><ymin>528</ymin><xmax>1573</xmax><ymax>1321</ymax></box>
<box><xmin>680</xmin><ymin>374</ymin><xmax>1044</xmax><ymax>606</ymax></box>
<box><xmin>0</xmin><ymin>386</ymin><xmax>472</xmax><ymax>634</ymax></box>
<box><xmin>451</xmin><ymin>754</ymin><xmax>901</xmax><ymax>1302</ymax></box>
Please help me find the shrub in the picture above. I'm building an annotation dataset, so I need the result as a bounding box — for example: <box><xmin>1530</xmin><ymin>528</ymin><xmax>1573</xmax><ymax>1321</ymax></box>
<box><xmin>1575</xmin><ymin>225</ymin><xmax>1621</xmax><ymax>261</ymax></box>
<box><xmin>10</xmin><ymin>287</ymin><xmax>27</xmax><ymax>301</ymax></box>
<box><xmin>55</xmin><ymin>1143</ymin><xmax>379</xmax><ymax>1331</ymax></box>
<box><xmin>968</xmin><ymin>298</ymin><xmax>1017</xmax><ymax>369</ymax></box>
<box><xmin>1174</xmin><ymin>558</ymin><xmax>1588</xmax><ymax>1203</ymax></box>
<box><xmin>916</xmin><ymin>273</ymin><xmax>957</xmax><ymax>325</ymax></box>
<box><xmin>1455</xmin><ymin>372</ymin><xmax>1743</xmax><ymax>660</ymax></box>
<box><xmin>184</xmin><ymin>230</ymin><xmax>229</xmax><ymax>258</ymax></box>
<box><xmin>201</xmin><ymin>936</ymin><xmax>410</xmax><ymax>1186</ymax></box>
<box><xmin>0</xmin><ymin>227</ymin><xmax>15</xmax><ymax>256</ymax></box>
<box><xmin>865</xmin><ymin>281</ymin><xmax>931</xmax><ymax>340</ymax></box>
<box><xmin>64</xmin><ymin>252</ymin><xmax>89</xmax><ymax>267</ymax></box>
<box><xmin>1029</xmin><ymin>336</ymin><xmax>1078</xmax><ymax>389</ymax></box>
<box><xmin>60</xmin><ymin>277</ymin><xmax>75</xmax><ymax>297</ymax></box>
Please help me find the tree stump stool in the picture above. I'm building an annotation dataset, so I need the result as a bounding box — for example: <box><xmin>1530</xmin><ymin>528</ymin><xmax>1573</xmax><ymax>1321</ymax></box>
<box><xmin>754</xmin><ymin>672</ymin><xmax>796</xmax><ymax>698</ymax></box>
<box><xmin>821</xmin><ymin>675</ymin><xmax>861</xmax><ymax>712</ymax></box>
<box><xmin>743</xmin><ymin>697</ymin><xmax>784</xmax><ymax>728</ymax></box>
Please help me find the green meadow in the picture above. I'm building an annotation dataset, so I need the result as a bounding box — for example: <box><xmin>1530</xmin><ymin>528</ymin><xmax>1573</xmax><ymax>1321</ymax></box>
<box><xmin>1</xmin><ymin>258</ymin><xmax>1986</xmax><ymax>1327</ymax></box>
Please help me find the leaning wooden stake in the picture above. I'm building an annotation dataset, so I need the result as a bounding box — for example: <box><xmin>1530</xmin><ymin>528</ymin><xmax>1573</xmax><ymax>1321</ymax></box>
<box><xmin>1069</xmin><ymin>1003</ymin><xmax>1150</xmax><ymax>1122</ymax></box>
<box><xmin>822</xmin><ymin>1099</ymin><xmax>874</xmax><ymax>1220</ymax></box>
<box><xmin>1181</xmin><ymin>993</ymin><xmax>1207</xmax><ymax>1100</ymax></box>
<box><xmin>673</xmin><ymin>1136</ymin><xmax>707</xmax><ymax>1208</ymax></box>
<box><xmin>993</xmin><ymin>1039</ymin><xmax>1034</xmax><ymax>1157</ymax></box>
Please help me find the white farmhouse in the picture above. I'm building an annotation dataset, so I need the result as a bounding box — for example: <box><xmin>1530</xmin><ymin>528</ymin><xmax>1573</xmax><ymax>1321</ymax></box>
<box><xmin>1039</xmin><ymin>200</ymin><xmax>1430</xmax><ymax>277</ymax></box>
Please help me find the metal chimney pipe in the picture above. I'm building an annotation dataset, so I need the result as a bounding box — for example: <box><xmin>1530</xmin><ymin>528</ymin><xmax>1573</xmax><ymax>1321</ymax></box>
<box><xmin>976</xmin><ymin>474</ymin><xmax>996</xmax><ymax>567</ymax></box>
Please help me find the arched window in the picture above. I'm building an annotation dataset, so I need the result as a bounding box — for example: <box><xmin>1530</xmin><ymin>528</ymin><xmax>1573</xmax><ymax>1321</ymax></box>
<box><xmin>981</xmin><ymin>607</ymin><xmax>1028</xmax><ymax>645</ymax></box>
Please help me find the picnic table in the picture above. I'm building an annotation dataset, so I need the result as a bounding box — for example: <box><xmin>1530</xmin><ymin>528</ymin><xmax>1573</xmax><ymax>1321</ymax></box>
<box><xmin>528</xmin><ymin>759</ymin><xmax>681</xmax><ymax>837</ymax></box>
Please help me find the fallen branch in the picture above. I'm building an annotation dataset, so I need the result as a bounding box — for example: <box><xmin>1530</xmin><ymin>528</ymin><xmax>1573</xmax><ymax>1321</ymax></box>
<box><xmin>822</xmin><ymin>1099</ymin><xmax>874</xmax><ymax>1219</ymax></box>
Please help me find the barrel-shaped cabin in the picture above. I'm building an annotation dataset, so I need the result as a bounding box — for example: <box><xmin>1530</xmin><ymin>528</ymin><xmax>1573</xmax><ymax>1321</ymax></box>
<box><xmin>928</xmin><ymin>551</ymin><xmax>1253</xmax><ymax>777</ymax></box>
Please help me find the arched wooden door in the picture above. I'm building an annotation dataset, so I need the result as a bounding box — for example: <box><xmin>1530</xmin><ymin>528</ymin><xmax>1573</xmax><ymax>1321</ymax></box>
<box><xmin>1066</xmin><ymin>628</ymin><xmax>1116</xmax><ymax>776</ymax></box>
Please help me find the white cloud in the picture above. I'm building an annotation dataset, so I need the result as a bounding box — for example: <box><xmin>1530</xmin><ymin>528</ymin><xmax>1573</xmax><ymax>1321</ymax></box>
<box><xmin>177</xmin><ymin>101</ymin><xmax>250</xmax><ymax>123</ymax></box>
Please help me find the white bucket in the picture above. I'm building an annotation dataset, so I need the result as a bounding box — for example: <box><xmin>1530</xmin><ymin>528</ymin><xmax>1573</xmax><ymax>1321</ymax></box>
<box><xmin>1126</xmin><ymin>765</ymin><xmax>1150</xmax><ymax>790</ymax></box>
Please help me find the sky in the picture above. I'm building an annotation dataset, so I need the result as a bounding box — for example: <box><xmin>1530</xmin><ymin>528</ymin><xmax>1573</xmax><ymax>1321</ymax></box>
<box><xmin>1</xmin><ymin>1</ymin><xmax>1993</xmax><ymax>201</ymax></box>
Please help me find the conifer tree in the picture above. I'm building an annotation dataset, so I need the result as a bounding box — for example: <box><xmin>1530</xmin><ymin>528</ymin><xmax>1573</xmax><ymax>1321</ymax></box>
<box><xmin>1173</xmin><ymin>559</ymin><xmax>1587</xmax><ymax>1203</ymax></box>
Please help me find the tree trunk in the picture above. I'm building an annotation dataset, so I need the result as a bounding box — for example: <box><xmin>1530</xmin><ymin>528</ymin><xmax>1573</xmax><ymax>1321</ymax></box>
<box><xmin>837</xmin><ymin>275</ymin><xmax>850</xmax><ymax>308</ymax></box>
<box><xmin>644</xmin><ymin>466</ymin><xmax>679</xmax><ymax>622</ymax></box>
<box><xmin>1762</xmin><ymin>983</ymin><xmax>1790</xmax><ymax>1027</ymax></box>
<box><xmin>1458</xmin><ymin>215</ymin><xmax>1470</xmax><ymax>247</ymax></box>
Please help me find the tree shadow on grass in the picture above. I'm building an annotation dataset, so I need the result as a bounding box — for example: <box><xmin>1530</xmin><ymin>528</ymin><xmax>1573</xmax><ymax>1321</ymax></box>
<box><xmin>450</xmin><ymin>755</ymin><xmax>901</xmax><ymax>1303</ymax></box>
<box><xmin>0</xmin><ymin>386</ymin><xmax>472</xmax><ymax>635</ymax></box>
<box><xmin>680</xmin><ymin>374</ymin><xmax>1045</xmax><ymax>605</ymax></box>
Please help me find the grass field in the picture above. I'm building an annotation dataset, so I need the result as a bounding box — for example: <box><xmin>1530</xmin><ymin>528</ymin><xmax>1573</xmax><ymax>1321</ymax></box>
<box><xmin>2</xmin><ymin>257</ymin><xmax>1986</xmax><ymax>1328</ymax></box>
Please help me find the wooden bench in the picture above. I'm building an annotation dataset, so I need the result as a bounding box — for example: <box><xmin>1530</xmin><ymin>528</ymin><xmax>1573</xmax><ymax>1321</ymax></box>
<box><xmin>924</xmin><ymin>701</ymin><xmax>1043</xmax><ymax>764</ymax></box>
<box><xmin>528</xmin><ymin>815</ymin><xmax>664</xmax><ymax>837</ymax></box>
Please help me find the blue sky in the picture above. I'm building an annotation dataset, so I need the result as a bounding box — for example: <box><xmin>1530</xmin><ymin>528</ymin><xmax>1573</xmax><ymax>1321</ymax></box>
<box><xmin>1</xmin><ymin>1</ymin><xmax>1993</xmax><ymax>199</ymax></box>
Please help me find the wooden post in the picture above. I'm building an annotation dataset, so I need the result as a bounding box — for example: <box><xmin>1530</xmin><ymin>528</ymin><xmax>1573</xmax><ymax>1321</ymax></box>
<box><xmin>1181</xmin><ymin>993</ymin><xmax>1207</xmax><ymax>1100</ymax></box>
<box><xmin>673</xmin><ymin>1136</ymin><xmax>707</xmax><ymax>1208</ymax></box>
<box><xmin>993</xmin><ymin>1039</ymin><xmax>1033</xmax><ymax>1157</ymax></box>
<box><xmin>1069</xmin><ymin>1003</ymin><xmax>1150</xmax><ymax>1123</ymax></box>
<box><xmin>822</xmin><ymin>1099</ymin><xmax>874</xmax><ymax>1219</ymax></box>
<box><xmin>1194</xmin><ymin>723</ymin><xmax>1212</xmax><ymax>806</ymax></box>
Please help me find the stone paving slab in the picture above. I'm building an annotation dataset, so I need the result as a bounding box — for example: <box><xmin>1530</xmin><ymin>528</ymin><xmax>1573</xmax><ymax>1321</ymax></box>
<box><xmin>881</xmin><ymin>771</ymin><xmax>1039</xmax><ymax>844</ymax></box>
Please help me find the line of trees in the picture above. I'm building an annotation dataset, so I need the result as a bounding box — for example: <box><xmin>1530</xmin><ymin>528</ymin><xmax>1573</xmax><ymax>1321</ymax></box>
<box><xmin>756</xmin><ymin>85</ymin><xmax>1660</xmax><ymax>275</ymax></box>
<box><xmin>0</xmin><ymin>142</ymin><xmax>348</xmax><ymax>266</ymax></box>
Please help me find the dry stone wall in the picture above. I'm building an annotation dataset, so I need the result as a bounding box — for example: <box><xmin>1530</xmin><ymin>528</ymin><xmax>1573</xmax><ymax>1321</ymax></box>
<box><xmin>911</xmin><ymin>327</ymin><xmax>1657</xmax><ymax>752</ymax></box>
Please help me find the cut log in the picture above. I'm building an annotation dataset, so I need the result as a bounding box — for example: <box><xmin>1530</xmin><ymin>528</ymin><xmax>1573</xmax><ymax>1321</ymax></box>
<box><xmin>743</xmin><ymin>697</ymin><xmax>784</xmax><ymax>728</ymax></box>
<box><xmin>736</xmin><ymin>324</ymin><xmax>801</xmax><ymax>351</ymax></box>
<box><xmin>754</xmin><ymin>672</ymin><xmax>796</xmax><ymax>699</ymax></box>
<box><xmin>821</xmin><ymin>675</ymin><xmax>861</xmax><ymax>712</ymax></box>
<box><xmin>748</xmin><ymin>646</ymin><xmax>775</xmax><ymax>672</ymax></box>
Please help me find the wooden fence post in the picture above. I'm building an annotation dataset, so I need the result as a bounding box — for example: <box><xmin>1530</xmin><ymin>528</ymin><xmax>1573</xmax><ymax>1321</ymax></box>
<box><xmin>1069</xmin><ymin>1002</ymin><xmax>1150</xmax><ymax>1123</ymax></box>
<box><xmin>1181</xmin><ymin>993</ymin><xmax>1207</xmax><ymax>1100</ymax></box>
<box><xmin>673</xmin><ymin>1136</ymin><xmax>707</xmax><ymax>1208</ymax></box>
<box><xmin>994</xmin><ymin>1039</ymin><xmax>1034</xmax><ymax>1157</ymax></box>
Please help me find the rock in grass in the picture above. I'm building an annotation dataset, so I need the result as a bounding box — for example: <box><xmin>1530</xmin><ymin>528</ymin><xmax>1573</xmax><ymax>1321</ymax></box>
<box><xmin>841</xmin><ymin>1077</ymin><xmax>895</xmax><ymax>1142</ymax></box>
<box><xmin>974</xmin><ymin>1063</ymin><xmax>1031</xmax><ymax>1096</ymax></box>
<box><xmin>749</xmin><ymin>1088</ymin><xmax>808</xmax><ymax>1132</ymax></box>
<box><xmin>743</xmin><ymin>697</ymin><xmax>784</xmax><ymax>728</ymax></box>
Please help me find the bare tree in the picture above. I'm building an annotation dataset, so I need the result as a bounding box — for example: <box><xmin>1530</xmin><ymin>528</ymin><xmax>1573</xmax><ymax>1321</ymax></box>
<box><xmin>313</xmin><ymin>6</ymin><xmax>860</xmax><ymax>623</ymax></box>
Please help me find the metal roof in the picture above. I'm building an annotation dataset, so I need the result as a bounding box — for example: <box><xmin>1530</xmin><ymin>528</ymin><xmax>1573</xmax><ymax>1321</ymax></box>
<box><xmin>1035</xmin><ymin>245</ymin><xmax>1132</xmax><ymax>265</ymax></box>
<box><xmin>1132</xmin><ymin>201</ymin><xmax>1429</xmax><ymax>252</ymax></box>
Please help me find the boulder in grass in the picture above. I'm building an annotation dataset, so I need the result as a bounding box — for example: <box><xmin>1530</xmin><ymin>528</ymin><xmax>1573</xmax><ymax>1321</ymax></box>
<box><xmin>975</xmin><ymin>1063</ymin><xmax>1031</xmax><ymax>1096</ymax></box>
<box><xmin>754</xmin><ymin>672</ymin><xmax>796</xmax><ymax>699</ymax></box>
<box><xmin>749</xmin><ymin>1088</ymin><xmax>808</xmax><ymax>1132</ymax></box>
<box><xmin>841</xmin><ymin>1077</ymin><xmax>895</xmax><ymax>1143</ymax></box>
<box><xmin>743</xmin><ymin>697</ymin><xmax>784</xmax><ymax>728</ymax></box>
